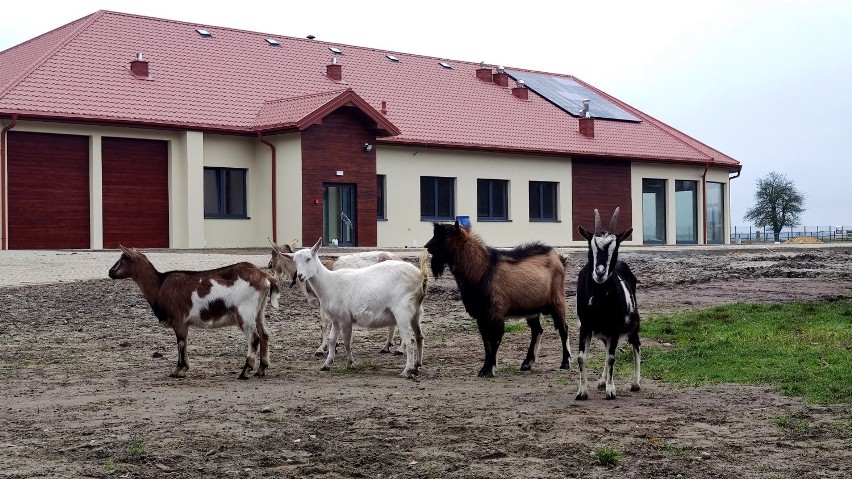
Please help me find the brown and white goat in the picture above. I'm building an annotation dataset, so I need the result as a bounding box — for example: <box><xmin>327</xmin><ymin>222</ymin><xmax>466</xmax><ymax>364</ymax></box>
<box><xmin>575</xmin><ymin>207</ymin><xmax>641</xmax><ymax>400</ymax></box>
<box><xmin>108</xmin><ymin>246</ymin><xmax>280</xmax><ymax>379</ymax></box>
<box><xmin>425</xmin><ymin>222</ymin><xmax>571</xmax><ymax>377</ymax></box>
<box><xmin>268</xmin><ymin>239</ymin><xmax>402</xmax><ymax>355</ymax></box>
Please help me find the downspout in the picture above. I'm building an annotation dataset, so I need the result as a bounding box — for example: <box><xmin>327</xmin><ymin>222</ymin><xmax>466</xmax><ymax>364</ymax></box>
<box><xmin>257</xmin><ymin>131</ymin><xmax>277</xmax><ymax>244</ymax></box>
<box><xmin>702</xmin><ymin>162</ymin><xmax>709</xmax><ymax>245</ymax></box>
<box><xmin>1</xmin><ymin>114</ymin><xmax>18</xmax><ymax>250</ymax></box>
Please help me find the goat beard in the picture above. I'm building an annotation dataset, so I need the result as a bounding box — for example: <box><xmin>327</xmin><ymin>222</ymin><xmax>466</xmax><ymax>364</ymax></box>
<box><xmin>429</xmin><ymin>253</ymin><xmax>449</xmax><ymax>278</ymax></box>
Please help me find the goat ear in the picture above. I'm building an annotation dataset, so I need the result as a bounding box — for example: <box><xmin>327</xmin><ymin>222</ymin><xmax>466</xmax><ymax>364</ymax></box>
<box><xmin>282</xmin><ymin>244</ymin><xmax>295</xmax><ymax>253</ymax></box>
<box><xmin>617</xmin><ymin>227</ymin><xmax>633</xmax><ymax>243</ymax></box>
<box><xmin>311</xmin><ymin>237</ymin><xmax>322</xmax><ymax>255</ymax></box>
<box><xmin>119</xmin><ymin>244</ymin><xmax>133</xmax><ymax>256</ymax></box>
<box><xmin>454</xmin><ymin>220</ymin><xmax>461</xmax><ymax>232</ymax></box>
<box><xmin>578</xmin><ymin>225</ymin><xmax>593</xmax><ymax>241</ymax></box>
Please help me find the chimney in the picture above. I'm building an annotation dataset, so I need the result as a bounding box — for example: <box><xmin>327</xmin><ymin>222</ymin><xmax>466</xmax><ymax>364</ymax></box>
<box><xmin>476</xmin><ymin>61</ymin><xmax>493</xmax><ymax>82</ymax></box>
<box><xmin>326</xmin><ymin>57</ymin><xmax>342</xmax><ymax>81</ymax></box>
<box><xmin>579</xmin><ymin>118</ymin><xmax>595</xmax><ymax>138</ymax></box>
<box><xmin>511</xmin><ymin>79</ymin><xmax>528</xmax><ymax>100</ymax></box>
<box><xmin>492</xmin><ymin>65</ymin><xmax>509</xmax><ymax>87</ymax></box>
<box><xmin>380</xmin><ymin>101</ymin><xmax>388</xmax><ymax>115</ymax></box>
<box><xmin>130</xmin><ymin>52</ymin><xmax>149</xmax><ymax>77</ymax></box>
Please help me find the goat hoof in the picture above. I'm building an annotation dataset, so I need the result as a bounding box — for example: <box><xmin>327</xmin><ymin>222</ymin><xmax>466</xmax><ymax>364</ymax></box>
<box><xmin>520</xmin><ymin>362</ymin><xmax>532</xmax><ymax>371</ymax></box>
<box><xmin>477</xmin><ymin>367</ymin><xmax>495</xmax><ymax>378</ymax></box>
<box><xmin>606</xmin><ymin>391</ymin><xmax>617</xmax><ymax>400</ymax></box>
<box><xmin>560</xmin><ymin>361</ymin><xmax>571</xmax><ymax>370</ymax></box>
<box><xmin>393</xmin><ymin>350</ymin><xmax>404</xmax><ymax>356</ymax></box>
<box><xmin>320</xmin><ymin>365</ymin><xmax>332</xmax><ymax>371</ymax></box>
<box><xmin>630</xmin><ymin>383</ymin><xmax>641</xmax><ymax>392</ymax></box>
<box><xmin>314</xmin><ymin>350</ymin><xmax>325</xmax><ymax>357</ymax></box>
<box><xmin>575</xmin><ymin>391</ymin><xmax>588</xmax><ymax>401</ymax></box>
<box><xmin>238</xmin><ymin>374</ymin><xmax>250</xmax><ymax>380</ymax></box>
<box><xmin>379</xmin><ymin>347</ymin><xmax>390</xmax><ymax>354</ymax></box>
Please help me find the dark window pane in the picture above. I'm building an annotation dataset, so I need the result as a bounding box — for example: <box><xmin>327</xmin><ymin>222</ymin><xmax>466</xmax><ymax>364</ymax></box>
<box><xmin>225</xmin><ymin>169</ymin><xmax>245</xmax><ymax>215</ymax></box>
<box><xmin>477</xmin><ymin>179</ymin><xmax>489</xmax><ymax>217</ymax></box>
<box><xmin>204</xmin><ymin>169</ymin><xmax>219</xmax><ymax>216</ymax></box>
<box><xmin>436</xmin><ymin>178</ymin><xmax>454</xmax><ymax>218</ymax></box>
<box><xmin>420</xmin><ymin>177</ymin><xmax>435</xmax><ymax>217</ymax></box>
<box><xmin>542</xmin><ymin>182</ymin><xmax>555</xmax><ymax>219</ymax></box>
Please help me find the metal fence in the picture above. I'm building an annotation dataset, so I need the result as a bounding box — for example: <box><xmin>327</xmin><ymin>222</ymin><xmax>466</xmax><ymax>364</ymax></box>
<box><xmin>730</xmin><ymin>226</ymin><xmax>852</xmax><ymax>244</ymax></box>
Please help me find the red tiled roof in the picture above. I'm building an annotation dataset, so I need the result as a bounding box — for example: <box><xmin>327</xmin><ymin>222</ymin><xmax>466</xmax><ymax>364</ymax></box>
<box><xmin>0</xmin><ymin>10</ymin><xmax>739</xmax><ymax>170</ymax></box>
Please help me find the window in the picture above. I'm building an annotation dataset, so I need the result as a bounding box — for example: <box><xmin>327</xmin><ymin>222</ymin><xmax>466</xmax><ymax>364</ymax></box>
<box><xmin>477</xmin><ymin>179</ymin><xmax>509</xmax><ymax>221</ymax></box>
<box><xmin>204</xmin><ymin>167</ymin><xmax>247</xmax><ymax>218</ymax></box>
<box><xmin>706</xmin><ymin>182</ymin><xmax>725</xmax><ymax>244</ymax></box>
<box><xmin>675</xmin><ymin>180</ymin><xmax>698</xmax><ymax>244</ymax></box>
<box><xmin>377</xmin><ymin>175</ymin><xmax>386</xmax><ymax>220</ymax></box>
<box><xmin>529</xmin><ymin>181</ymin><xmax>558</xmax><ymax>221</ymax></box>
<box><xmin>420</xmin><ymin>176</ymin><xmax>455</xmax><ymax>220</ymax></box>
<box><xmin>642</xmin><ymin>179</ymin><xmax>666</xmax><ymax>244</ymax></box>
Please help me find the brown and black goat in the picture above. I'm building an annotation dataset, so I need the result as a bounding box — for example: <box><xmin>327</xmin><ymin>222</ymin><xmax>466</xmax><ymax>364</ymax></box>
<box><xmin>425</xmin><ymin>222</ymin><xmax>571</xmax><ymax>377</ymax></box>
<box><xmin>108</xmin><ymin>246</ymin><xmax>280</xmax><ymax>379</ymax></box>
<box><xmin>575</xmin><ymin>207</ymin><xmax>641</xmax><ymax>400</ymax></box>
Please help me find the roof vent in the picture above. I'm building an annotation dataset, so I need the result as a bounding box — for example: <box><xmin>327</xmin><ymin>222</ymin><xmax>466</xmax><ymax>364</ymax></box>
<box><xmin>329</xmin><ymin>46</ymin><xmax>343</xmax><ymax>55</ymax></box>
<box><xmin>130</xmin><ymin>52</ymin><xmax>149</xmax><ymax>77</ymax></box>
<box><xmin>196</xmin><ymin>28</ymin><xmax>212</xmax><ymax>38</ymax></box>
<box><xmin>327</xmin><ymin>57</ymin><xmax>342</xmax><ymax>81</ymax></box>
<box><xmin>439</xmin><ymin>62</ymin><xmax>453</xmax><ymax>70</ymax></box>
<box><xmin>381</xmin><ymin>101</ymin><xmax>388</xmax><ymax>115</ymax></box>
<box><xmin>579</xmin><ymin>99</ymin><xmax>591</xmax><ymax>118</ymax></box>
<box><xmin>265</xmin><ymin>38</ymin><xmax>281</xmax><ymax>46</ymax></box>
<box><xmin>493</xmin><ymin>65</ymin><xmax>509</xmax><ymax>87</ymax></box>
<box><xmin>512</xmin><ymin>79</ymin><xmax>528</xmax><ymax>100</ymax></box>
<box><xmin>386</xmin><ymin>54</ymin><xmax>400</xmax><ymax>63</ymax></box>
<box><xmin>476</xmin><ymin>61</ymin><xmax>493</xmax><ymax>82</ymax></box>
<box><xmin>307</xmin><ymin>35</ymin><xmax>316</xmax><ymax>40</ymax></box>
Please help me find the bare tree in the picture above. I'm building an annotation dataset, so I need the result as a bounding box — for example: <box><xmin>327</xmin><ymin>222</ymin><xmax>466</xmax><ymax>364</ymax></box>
<box><xmin>744</xmin><ymin>171</ymin><xmax>805</xmax><ymax>242</ymax></box>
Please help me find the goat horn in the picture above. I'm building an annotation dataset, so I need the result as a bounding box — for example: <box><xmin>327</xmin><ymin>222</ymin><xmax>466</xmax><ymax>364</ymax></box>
<box><xmin>594</xmin><ymin>209</ymin><xmax>602</xmax><ymax>235</ymax></box>
<box><xmin>609</xmin><ymin>207</ymin><xmax>620</xmax><ymax>232</ymax></box>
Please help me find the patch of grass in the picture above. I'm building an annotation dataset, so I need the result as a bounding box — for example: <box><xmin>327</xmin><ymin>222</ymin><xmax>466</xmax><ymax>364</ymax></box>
<box><xmin>775</xmin><ymin>415</ymin><xmax>811</xmax><ymax>434</ymax></box>
<box><xmin>340</xmin><ymin>359</ymin><xmax>377</xmax><ymax>374</ymax></box>
<box><xmin>435</xmin><ymin>335</ymin><xmax>449</xmax><ymax>345</ymax></box>
<box><xmin>504</xmin><ymin>320</ymin><xmax>527</xmax><ymax>333</ymax></box>
<box><xmin>642</xmin><ymin>301</ymin><xmax>852</xmax><ymax>404</ymax></box>
<box><xmin>264</xmin><ymin>415</ymin><xmax>285</xmax><ymax>423</ymax></box>
<box><xmin>127</xmin><ymin>440</ymin><xmax>145</xmax><ymax>459</ymax></box>
<box><xmin>103</xmin><ymin>458</ymin><xmax>120</xmax><ymax>472</ymax></box>
<box><xmin>592</xmin><ymin>446</ymin><xmax>622</xmax><ymax>467</ymax></box>
<box><xmin>498</xmin><ymin>364</ymin><xmax>519</xmax><ymax>373</ymax></box>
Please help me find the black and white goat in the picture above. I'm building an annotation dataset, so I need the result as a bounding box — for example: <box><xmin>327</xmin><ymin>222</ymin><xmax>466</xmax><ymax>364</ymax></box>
<box><xmin>575</xmin><ymin>207</ymin><xmax>641</xmax><ymax>400</ymax></box>
<box><xmin>425</xmin><ymin>222</ymin><xmax>571</xmax><ymax>377</ymax></box>
<box><xmin>108</xmin><ymin>246</ymin><xmax>280</xmax><ymax>379</ymax></box>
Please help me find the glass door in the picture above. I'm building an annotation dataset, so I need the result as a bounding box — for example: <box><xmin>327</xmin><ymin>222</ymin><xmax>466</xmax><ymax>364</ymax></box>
<box><xmin>323</xmin><ymin>184</ymin><xmax>356</xmax><ymax>246</ymax></box>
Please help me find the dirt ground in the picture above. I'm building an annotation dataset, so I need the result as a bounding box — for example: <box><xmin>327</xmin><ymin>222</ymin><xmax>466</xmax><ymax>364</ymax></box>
<box><xmin>1</xmin><ymin>245</ymin><xmax>852</xmax><ymax>478</ymax></box>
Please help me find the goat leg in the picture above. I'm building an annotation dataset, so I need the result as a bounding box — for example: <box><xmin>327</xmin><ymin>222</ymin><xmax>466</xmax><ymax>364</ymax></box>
<box><xmin>171</xmin><ymin>327</ymin><xmax>189</xmax><ymax>378</ymax></box>
<box><xmin>520</xmin><ymin>315</ymin><xmax>543</xmax><ymax>371</ymax></box>
<box><xmin>476</xmin><ymin>317</ymin><xmax>503</xmax><ymax>378</ymax></box>
<box><xmin>629</xmin><ymin>330</ymin><xmax>641</xmax><ymax>391</ymax></box>
<box><xmin>575</xmin><ymin>330</ymin><xmax>592</xmax><ymax>400</ymax></box>
<box><xmin>605</xmin><ymin>336</ymin><xmax>618</xmax><ymax>400</ymax></box>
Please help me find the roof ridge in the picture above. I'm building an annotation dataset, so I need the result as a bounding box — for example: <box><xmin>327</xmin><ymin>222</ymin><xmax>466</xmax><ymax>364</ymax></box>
<box><xmin>0</xmin><ymin>11</ymin><xmax>105</xmax><ymax>101</ymax></box>
<box><xmin>260</xmin><ymin>88</ymin><xmax>351</xmax><ymax>106</ymax></box>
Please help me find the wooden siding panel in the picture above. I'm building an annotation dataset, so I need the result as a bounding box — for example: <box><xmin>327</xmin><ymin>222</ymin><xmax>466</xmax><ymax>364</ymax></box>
<box><xmin>102</xmin><ymin>137</ymin><xmax>169</xmax><ymax>249</ymax></box>
<box><xmin>572</xmin><ymin>158</ymin><xmax>633</xmax><ymax>241</ymax></box>
<box><xmin>7</xmin><ymin>131</ymin><xmax>90</xmax><ymax>249</ymax></box>
<box><xmin>301</xmin><ymin>107</ymin><xmax>377</xmax><ymax>246</ymax></box>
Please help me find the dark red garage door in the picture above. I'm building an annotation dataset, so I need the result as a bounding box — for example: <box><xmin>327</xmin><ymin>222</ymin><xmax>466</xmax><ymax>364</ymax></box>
<box><xmin>7</xmin><ymin>131</ymin><xmax>91</xmax><ymax>249</ymax></box>
<box><xmin>102</xmin><ymin>137</ymin><xmax>169</xmax><ymax>249</ymax></box>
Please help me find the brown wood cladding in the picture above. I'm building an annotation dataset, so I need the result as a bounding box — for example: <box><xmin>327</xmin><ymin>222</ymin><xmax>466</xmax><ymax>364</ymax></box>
<box><xmin>571</xmin><ymin>158</ymin><xmax>633</xmax><ymax>241</ymax></box>
<box><xmin>301</xmin><ymin>107</ymin><xmax>377</xmax><ymax>246</ymax></box>
<box><xmin>7</xmin><ymin>131</ymin><xmax>91</xmax><ymax>249</ymax></box>
<box><xmin>102</xmin><ymin>137</ymin><xmax>169</xmax><ymax>249</ymax></box>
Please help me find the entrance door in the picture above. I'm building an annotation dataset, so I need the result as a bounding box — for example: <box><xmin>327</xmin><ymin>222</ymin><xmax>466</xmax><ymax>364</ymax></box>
<box><xmin>323</xmin><ymin>184</ymin><xmax>356</xmax><ymax>246</ymax></box>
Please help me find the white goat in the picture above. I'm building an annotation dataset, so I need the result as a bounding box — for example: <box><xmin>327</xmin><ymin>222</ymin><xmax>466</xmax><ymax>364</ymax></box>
<box><xmin>286</xmin><ymin>238</ymin><xmax>429</xmax><ymax>378</ymax></box>
<box><xmin>268</xmin><ymin>240</ymin><xmax>403</xmax><ymax>355</ymax></box>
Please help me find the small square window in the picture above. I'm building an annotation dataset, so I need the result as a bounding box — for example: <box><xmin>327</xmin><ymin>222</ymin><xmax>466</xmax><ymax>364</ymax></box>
<box><xmin>420</xmin><ymin>176</ymin><xmax>455</xmax><ymax>220</ymax></box>
<box><xmin>204</xmin><ymin>167</ymin><xmax>248</xmax><ymax>218</ymax></box>
<box><xmin>529</xmin><ymin>181</ymin><xmax>558</xmax><ymax>221</ymax></box>
<box><xmin>477</xmin><ymin>179</ymin><xmax>509</xmax><ymax>221</ymax></box>
<box><xmin>377</xmin><ymin>175</ymin><xmax>386</xmax><ymax>220</ymax></box>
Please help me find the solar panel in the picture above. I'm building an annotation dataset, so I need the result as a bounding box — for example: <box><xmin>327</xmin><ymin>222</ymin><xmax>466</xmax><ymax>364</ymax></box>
<box><xmin>506</xmin><ymin>70</ymin><xmax>640</xmax><ymax>122</ymax></box>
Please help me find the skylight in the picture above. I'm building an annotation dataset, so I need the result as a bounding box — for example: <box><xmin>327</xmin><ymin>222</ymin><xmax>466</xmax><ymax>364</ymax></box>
<box><xmin>196</xmin><ymin>29</ymin><xmax>212</xmax><ymax>38</ymax></box>
<box><xmin>386</xmin><ymin>54</ymin><xmax>400</xmax><ymax>63</ymax></box>
<box><xmin>266</xmin><ymin>38</ymin><xmax>280</xmax><ymax>46</ymax></box>
<box><xmin>329</xmin><ymin>46</ymin><xmax>343</xmax><ymax>55</ymax></box>
<box><xmin>439</xmin><ymin>62</ymin><xmax>453</xmax><ymax>70</ymax></box>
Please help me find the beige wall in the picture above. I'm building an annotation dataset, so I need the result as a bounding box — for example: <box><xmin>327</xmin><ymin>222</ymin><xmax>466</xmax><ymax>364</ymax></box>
<box><xmin>377</xmin><ymin>146</ymin><xmax>574</xmax><ymax>248</ymax></box>
<box><xmin>631</xmin><ymin>162</ymin><xmax>732</xmax><ymax>245</ymax></box>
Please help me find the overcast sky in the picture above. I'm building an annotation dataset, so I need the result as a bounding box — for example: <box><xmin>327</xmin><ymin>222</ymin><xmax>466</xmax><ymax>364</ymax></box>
<box><xmin>2</xmin><ymin>0</ymin><xmax>851</xmax><ymax>228</ymax></box>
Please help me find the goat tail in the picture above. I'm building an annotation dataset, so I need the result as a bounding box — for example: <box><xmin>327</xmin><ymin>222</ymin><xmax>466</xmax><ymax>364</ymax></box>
<box><xmin>268</xmin><ymin>278</ymin><xmax>280</xmax><ymax>310</ymax></box>
<box><xmin>558</xmin><ymin>251</ymin><xmax>569</xmax><ymax>268</ymax></box>
<box><xmin>418</xmin><ymin>251</ymin><xmax>431</xmax><ymax>299</ymax></box>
